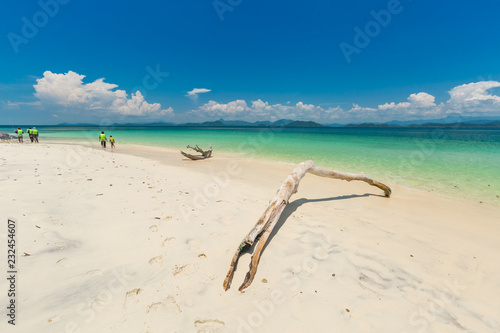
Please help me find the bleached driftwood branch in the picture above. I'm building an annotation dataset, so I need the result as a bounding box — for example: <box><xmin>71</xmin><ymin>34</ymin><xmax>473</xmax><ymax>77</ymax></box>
<box><xmin>223</xmin><ymin>160</ymin><xmax>391</xmax><ymax>291</ymax></box>
<box><xmin>180</xmin><ymin>144</ymin><xmax>213</xmax><ymax>160</ymax></box>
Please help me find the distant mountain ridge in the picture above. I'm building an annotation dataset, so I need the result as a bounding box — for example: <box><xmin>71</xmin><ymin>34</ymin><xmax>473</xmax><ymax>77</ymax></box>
<box><xmin>284</xmin><ymin>121</ymin><xmax>327</xmax><ymax>128</ymax></box>
<box><xmin>178</xmin><ymin>118</ymin><xmax>297</xmax><ymax>127</ymax></box>
<box><xmin>6</xmin><ymin>116</ymin><xmax>498</xmax><ymax>128</ymax></box>
<box><xmin>329</xmin><ymin>116</ymin><xmax>500</xmax><ymax>127</ymax></box>
<box><xmin>57</xmin><ymin>121</ymin><xmax>178</xmax><ymax>127</ymax></box>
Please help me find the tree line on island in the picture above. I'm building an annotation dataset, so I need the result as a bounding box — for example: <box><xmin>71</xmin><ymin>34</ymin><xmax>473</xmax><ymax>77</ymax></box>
<box><xmin>50</xmin><ymin>116</ymin><xmax>500</xmax><ymax>128</ymax></box>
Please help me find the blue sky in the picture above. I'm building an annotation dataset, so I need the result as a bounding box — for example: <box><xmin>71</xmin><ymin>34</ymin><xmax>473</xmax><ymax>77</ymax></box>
<box><xmin>1</xmin><ymin>0</ymin><xmax>500</xmax><ymax>124</ymax></box>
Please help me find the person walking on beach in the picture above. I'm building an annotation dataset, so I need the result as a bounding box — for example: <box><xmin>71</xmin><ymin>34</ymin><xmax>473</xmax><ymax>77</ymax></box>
<box><xmin>99</xmin><ymin>131</ymin><xmax>107</xmax><ymax>148</ymax></box>
<box><xmin>27</xmin><ymin>127</ymin><xmax>34</xmax><ymax>143</ymax></box>
<box><xmin>15</xmin><ymin>127</ymin><xmax>23</xmax><ymax>143</ymax></box>
<box><xmin>32</xmin><ymin>127</ymin><xmax>39</xmax><ymax>143</ymax></box>
<box><xmin>110</xmin><ymin>135</ymin><xmax>115</xmax><ymax>148</ymax></box>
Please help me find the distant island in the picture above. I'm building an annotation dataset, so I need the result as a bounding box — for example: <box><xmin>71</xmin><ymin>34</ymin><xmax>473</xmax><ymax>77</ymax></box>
<box><xmin>5</xmin><ymin>116</ymin><xmax>500</xmax><ymax>129</ymax></box>
<box><xmin>343</xmin><ymin>121</ymin><xmax>500</xmax><ymax>128</ymax></box>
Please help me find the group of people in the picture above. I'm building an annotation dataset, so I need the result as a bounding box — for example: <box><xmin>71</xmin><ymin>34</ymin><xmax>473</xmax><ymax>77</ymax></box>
<box><xmin>15</xmin><ymin>127</ymin><xmax>39</xmax><ymax>143</ymax></box>
<box><xmin>12</xmin><ymin>128</ymin><xmax>118</xmax><ymax>149</ymax></box>
<box><xmin>98</xmin><ymin>132</ymin><xmax>116</xmax><ymax>149</ymax></box>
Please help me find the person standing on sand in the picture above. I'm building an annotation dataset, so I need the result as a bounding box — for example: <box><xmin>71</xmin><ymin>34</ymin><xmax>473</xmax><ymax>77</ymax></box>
<box><xmin>15</xmin><ymin>127</ymin><xmax>23</xmax><ymax>143</ymax></box>
<box><xmin>99</xmin><ymin>131</ymin><xmax>107</xmax><ymax>148</ymax></box>
<box><xmin>32</xmin><ymin>127</ymin><xmax>39</xmax><ymax>143</ymax></box>
<box><xmin>110</xmin><ymin>135</ymin><xmax>115</xmax><ymax>148</ymax></box>
<box><xmin>27</xmin><ymin>127</ymin><xmax>34</xmax><ymax>143</ymax></box>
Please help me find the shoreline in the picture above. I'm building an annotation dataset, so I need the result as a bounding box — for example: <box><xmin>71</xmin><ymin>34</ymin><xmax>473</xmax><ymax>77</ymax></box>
<box><xmin>3</xmin><ymin>125</ymin><xmax>499</xmax><ymax>207</ymax></box>
<box><xmin>36</xmin><ymin>138</ymin><xmax>500</xmax><ymax>208</ymax></box>
<box><xmin>1</xmin><ymin>141</ymin><xmax>499</xmax><ymax>332</ymax></box>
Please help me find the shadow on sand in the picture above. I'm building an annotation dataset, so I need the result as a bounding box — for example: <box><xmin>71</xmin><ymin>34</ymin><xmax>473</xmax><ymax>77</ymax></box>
<box><xmin>232</xmin><ymin>192</ymin><xmax>385</xmax><ymax>288</ymax></box>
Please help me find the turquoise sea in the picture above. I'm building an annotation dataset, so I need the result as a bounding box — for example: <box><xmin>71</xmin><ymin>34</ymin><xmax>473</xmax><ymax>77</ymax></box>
<box><xmin>2</xmin><ymin>126</ymin><xmax>499</xmax><ymax>205</ymax></box>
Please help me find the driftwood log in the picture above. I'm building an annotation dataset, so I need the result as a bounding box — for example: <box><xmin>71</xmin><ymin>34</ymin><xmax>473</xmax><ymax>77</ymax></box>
<box><xmin>180</xmin><ymin>144</ymin><xmax>213</xmax><ymax>160</ymax></box>
<box><xmin>223</xmin><ymin>160</ymin><xmax>391</xmax><ymax>291</ymax></box>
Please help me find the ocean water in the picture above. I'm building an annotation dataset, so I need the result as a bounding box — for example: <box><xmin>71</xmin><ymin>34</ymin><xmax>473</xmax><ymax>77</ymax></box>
<box><xmin>2</xmin><ymin>126</ymin><xmax>499</xmax><ymax>205</ymax></box>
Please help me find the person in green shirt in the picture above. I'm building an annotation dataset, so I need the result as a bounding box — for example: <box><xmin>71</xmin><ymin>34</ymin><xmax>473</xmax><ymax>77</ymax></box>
<box><xmin>32</xmin><ymin>127</ymin><xmax>39</xmax><ymax>143</ymax></box>
<box><xmin>27</xmin><ymin>127</ymin><xmax>34</xmax><ymax>143</ymax></box>
<box><xmin>14</xmin><ymin>127</ymin><xmax>23</xmax><ymax>143</ymax></box>
<box><xmin>99</xmin><ymin>131</ymin><xmax>107</xmax><ymax>148</ymax></box>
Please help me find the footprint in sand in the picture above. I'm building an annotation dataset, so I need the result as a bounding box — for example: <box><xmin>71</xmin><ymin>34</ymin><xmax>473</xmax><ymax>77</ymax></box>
<box><xmin>86</xmin><ymin>269</ymin><xmax>103</xmax><ymax>276</ymax></box>
<box><xmin>194</xmin><ymin>319</ymin><xmax>225</xmax><ymax>333</ymax></box>
<box><xmin>149</xmin><ymin>255</ymin><xmax>163</xmax><ymax>267</ymax></box>
<box><xmin>166</xmin><ymin>296</ymin><xmax>182</xmax><ymax>314</ymax></box>
<box><xmin>124</xmin><ymin>288</ymin><xmax>142</xmax><ymax>308</ymax></box>
<box><xmin>172</xmin><ymin>264</ymin><xmax>197</xmax><ymax>276</ymax></box>
<box><xmin>162</xmin><ymin>237</ymin><xmax>176</xmax><ymax>247</ymax></box>
<box><xmin>126</xmin><ymin>288</ymin><xmax>142</xmax><ymax>297</ymax></box>
<box><xmin>56</xmin><ymin>258</ymin><xmax>73</xmax><ymax>267</ymax></box>
<box><xmin>172</xmin><ymin>264</ymin><xmax>187</xmax><ymax>276</ymax></box>
<box><xmin>146</xmin><ymin>301</ymin><xmax>165</xmax><ymax>313</ymax></box>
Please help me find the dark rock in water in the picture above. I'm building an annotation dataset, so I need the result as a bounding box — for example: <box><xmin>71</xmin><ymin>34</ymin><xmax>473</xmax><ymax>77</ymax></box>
<box><xmin>0</xmin><ymin>132</ymin><xmax>16</xmax><ymax>140</ymax></box>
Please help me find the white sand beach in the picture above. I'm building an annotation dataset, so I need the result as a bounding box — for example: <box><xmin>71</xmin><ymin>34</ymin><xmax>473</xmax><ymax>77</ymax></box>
<box><xmin>0</xmin><ymin>142</ymin><xmax>499</xmax><ymax>333</ymax></box>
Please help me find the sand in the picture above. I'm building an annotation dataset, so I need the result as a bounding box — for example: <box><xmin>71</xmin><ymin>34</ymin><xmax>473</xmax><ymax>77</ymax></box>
<box><xmin>0</xmin><ymin>142</ymin><xmax>499</xmax><ymax>333</ymax></box>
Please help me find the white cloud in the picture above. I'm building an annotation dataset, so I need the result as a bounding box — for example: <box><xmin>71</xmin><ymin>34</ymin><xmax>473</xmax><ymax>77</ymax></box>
<box><xmin>25</xmin><ymin>75</ymin><xmax>500</xmax><ymax>123</ymax></box>
<box><xmin>378</xmin><ymin>101</ymin><xmax>411</xmax><ymax>110</ymax></box>
<box><xmin>446</xmin><ymin>81</ymin><xmax>500</xmax><ymax>114</ymax></box>
<box><xmin>377</xmin><ymin>92</ymin><xmax>442</xmax><ymax>119</ymax></box>
<box><xmin>33</xmin><ymin>71</ymin><xmax>173</xmax><ymax>116</ymax></box>
<box><xmin>362</xmin><ymin>82</ymin><xmax>500</xmax><ymax>121</ymax></box>
<box><xmin>186</xmin><ymin>88</ymin><xmax>211</xmax><ymax>96</ymax></box>
<box><xmin>378</xmin><ymin>92</ymin><xmax>436</xmax><ymax>111</ymax></box>
<box><xmin>190</xmin><ymin>81</ymin><xmax>500</xmax><ymax>123</ymax></box>
<box><xmin>408</xmin><ymin>92</ymin><xmax>436</xmax><ymax>107</ymax></box>
<box><xmin>192</xmin><ymin>99</ymin><xmax>338</xmax><ymax>122</ymax></box>
<box><xmin>350</xmin><ymin>103</ymin><xmax>377</xmax><ymax>112</ymax></box>
<box><xmin>199</xmin><ymin>99</ymin><xmax>249</xmax><ymax>117</ymax></box>
<box><xmin>3</xmin><ymin>100</ymin><xmax>41</xmax><ymax>109</ymax></box>
<box><xmin>111</xmin><ymin>91</ymin><xmax>173</xmax><ymax>116</ymax></box>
